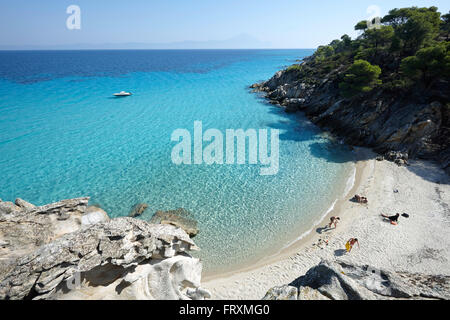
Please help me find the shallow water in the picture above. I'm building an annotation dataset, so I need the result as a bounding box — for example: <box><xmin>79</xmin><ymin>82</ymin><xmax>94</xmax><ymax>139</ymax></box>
<box><xmin>0</xmin><ymin>50</ymin><xmax>354</xmax><ymax>273</ymax></box>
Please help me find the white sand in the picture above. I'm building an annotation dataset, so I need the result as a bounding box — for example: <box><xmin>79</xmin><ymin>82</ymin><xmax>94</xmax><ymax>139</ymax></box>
<box><xmin>203</xmin><ymin>149</ymin><xmax>450</xmax><ymax>299</ymax></box>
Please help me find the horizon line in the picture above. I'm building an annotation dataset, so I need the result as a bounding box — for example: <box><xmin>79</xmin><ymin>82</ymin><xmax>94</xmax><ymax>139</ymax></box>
<box><xmin>0</xmin><ymin>48</ymin><xmax>315</xmax><ymax>52</ymax></box>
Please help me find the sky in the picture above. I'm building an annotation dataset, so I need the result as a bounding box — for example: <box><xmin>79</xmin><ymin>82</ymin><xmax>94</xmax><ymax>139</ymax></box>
<box><xmin>0</xmin><ymin>0</ymin><xmax>449</xmax><ymax>49</ymax></box>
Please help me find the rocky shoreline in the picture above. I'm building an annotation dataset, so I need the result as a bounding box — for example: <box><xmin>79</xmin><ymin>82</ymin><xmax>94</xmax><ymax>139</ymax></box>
<box><xmin>251</xmin><ymin>55</ymin><xmax>450</xmax><ymax>175</ymax></box>
<box><xmin>0</xmin><ymin>197</ymin><xmax>209</xmax><ymax>300</ymax></box>
<box><xmin>2</xmin><ymin>170</ymin><xmax>449</xmax><ymax>300</ymax></box>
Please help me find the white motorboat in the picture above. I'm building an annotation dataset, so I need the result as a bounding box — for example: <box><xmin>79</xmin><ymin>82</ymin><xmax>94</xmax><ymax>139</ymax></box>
<box><xmin>113</xmin><ymin>91</ymin><xmax>132</xmax><ymax>96</ymax></box>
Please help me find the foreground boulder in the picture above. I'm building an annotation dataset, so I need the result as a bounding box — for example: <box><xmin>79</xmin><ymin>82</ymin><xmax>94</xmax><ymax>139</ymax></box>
<box><xmin>0</xmin><ymin>198</ymin><xmax>209</xmax><ymax>300</ymax></box>
<box><xmin>263</xmin><ymin>260</ymin><xmax>449</xmax><ymax>300</ymax></box>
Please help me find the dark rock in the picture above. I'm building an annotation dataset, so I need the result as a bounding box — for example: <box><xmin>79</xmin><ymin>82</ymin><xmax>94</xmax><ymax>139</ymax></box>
<box><xmin>385</xmin><ymin>151</ymin><xmax>408</xmax><ymax>162</ymax></box>
<box><xmin>384</xmin><ymin>151</ymin><xmax>409</xmax><ymax>166</ymax></box>
<box><xmin>128</xmin><ymin>203</ymin><xmax>149</xmax><ymax>218</ymax></box>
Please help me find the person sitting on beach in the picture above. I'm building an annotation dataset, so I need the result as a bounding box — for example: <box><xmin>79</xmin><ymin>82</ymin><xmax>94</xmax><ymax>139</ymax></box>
<box><xmin>345</xmin><ymin>238</ymin><xmax>359</xmax><ymax>253</ymax></box>
<box><xmin>381</xmin><ymin>213</ymin><xmax>400</xmax><ymax>225</ymax></box>
<box><xmin>328</xmin><ymin>216</ymin><xmax>340</xmax><ymax>229</ymax></box>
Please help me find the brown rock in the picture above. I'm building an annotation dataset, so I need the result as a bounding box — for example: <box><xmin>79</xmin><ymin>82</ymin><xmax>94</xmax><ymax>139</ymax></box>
<box><xmin>128</xmin><ymin>203</ymin><xmax>149</xmax><ymax>218</ymax></box>
<box><xmin>149</xmin><ymin>208</ymin><xmax>198</xmax><ymax>238</ymax></box>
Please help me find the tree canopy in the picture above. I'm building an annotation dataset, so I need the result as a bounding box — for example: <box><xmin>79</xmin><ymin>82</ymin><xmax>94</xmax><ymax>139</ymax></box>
<box><xmin>401</xmin><ymin>42</ymin><xmax>450</xmax><ymax>87</ymax></box>
<box><xmin>307</xmin><ymin>6</ymin><xmax>449</xmax><ymax>97</ymax></box>
<box><xmin>339</xmin><ymin>60</ymin><xmax>382</xmax><ymax>97</ymax></box>
<box><xmin>382</xmin><ymin>7</ymin><xmax>441</xmax><ymax>54</ymax></box>
<box><xmin>441</xmin><ymin>12</ymin><xmax>450</xmax><ymax>40</ymax></box>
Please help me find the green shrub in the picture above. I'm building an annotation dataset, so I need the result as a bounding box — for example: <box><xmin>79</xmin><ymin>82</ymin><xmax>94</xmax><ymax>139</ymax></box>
<box><xmin>314</xmin><ymin>45</ymin><xmax>335</xmax><ymax>62</ymax></box>
<box><xmin>382</xmin><ymin>7</ymin><xmax>441</xmax><ymax>54</ymax></box>
<box><xmin>286</xmin><ymin>64</ymin><xmax>303</xmax><ymax>72</ymax></box>
<box><xmin>339</xmin><ymin>60</ymin><xmax>382</xmax><ymax>97</ymax></box>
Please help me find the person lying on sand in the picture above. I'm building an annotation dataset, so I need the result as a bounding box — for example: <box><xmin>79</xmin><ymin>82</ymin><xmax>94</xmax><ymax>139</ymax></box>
<box><xmin>353</xmin><ymin>194</ymin><xmax>368</xmax><ymax>204</ymax></box>
<box><xmin>328</xmin><ymin>216</ymin><xmax>340</xmax><ymax>229</ymax></box>
<box><xmin>345</xmin><ymin>238</ymin><xmax>359</xmax><ymax>253</ymax></box>
<box><xmin>381</xmin><ymin>213</ymin><xmax>400</xmax><ymax>225</ymax></box>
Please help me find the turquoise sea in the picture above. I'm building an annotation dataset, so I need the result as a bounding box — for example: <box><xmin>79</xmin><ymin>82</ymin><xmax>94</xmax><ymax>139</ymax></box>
<box><xmin>0</xmin><ymin>50</ymin><xmax>354</xmax><ymax>274</ymax></box>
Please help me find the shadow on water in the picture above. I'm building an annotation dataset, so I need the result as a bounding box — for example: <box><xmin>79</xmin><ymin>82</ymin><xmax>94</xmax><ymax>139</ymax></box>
<box><xmin>262</xmin><ymin>103</ymin><xmax>325</xmax><ymax>143</ymax></box>
<box><xmin>309</xmin><ymin>142</ymin><xmax>356</xmax><ymax>164</ymax></box>
<box><xmin>108</xmin><ymin>96</ymin><xmax>133</xmax><ymax>100</ymax></box>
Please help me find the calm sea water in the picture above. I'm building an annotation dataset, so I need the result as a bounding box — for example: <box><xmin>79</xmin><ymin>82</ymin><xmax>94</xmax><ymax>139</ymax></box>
<box><xmin>0</xmin><ymin>50</ymin><xmax>354</xmax><ymax>273</ymax></box>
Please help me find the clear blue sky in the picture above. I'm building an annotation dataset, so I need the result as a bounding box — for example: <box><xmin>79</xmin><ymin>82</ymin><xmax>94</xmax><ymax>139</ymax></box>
<box><xmin>0</xmin><ymin>0</ymin><xmax>449</xmax><ymax>49</ymax></box>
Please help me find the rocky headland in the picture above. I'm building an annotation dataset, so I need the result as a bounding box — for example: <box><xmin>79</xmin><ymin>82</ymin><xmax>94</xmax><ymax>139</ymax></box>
<box><xmin>252</xmin><ymin>6</ymin><xmax>449</xmax><ymax>174</ymax></box>
<box><xmin>252</xmin><ymin>61</ymin><xmax>449</xmax><ymax>173</ymax></box>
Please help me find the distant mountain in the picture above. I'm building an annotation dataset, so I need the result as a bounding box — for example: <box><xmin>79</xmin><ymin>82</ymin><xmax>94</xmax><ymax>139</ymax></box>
<box><xmin>0</xmin><ymin>34</ymin><xmax>272</xmax><ymax>50</ymax></box>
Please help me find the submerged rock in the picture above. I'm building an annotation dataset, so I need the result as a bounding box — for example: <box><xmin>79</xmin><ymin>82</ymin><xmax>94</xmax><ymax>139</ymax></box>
<box><xmin>263</xmin><ymin>260</ymin><xmax>450</xmax><ymax>300</ymax></box>
<box><xmin>149</xmin><ymin>208</ymin><xmax>199</xmax><ymax>238</ymax></box>
<box><xmin>128</xmin><ymin>203</ymin><xmax>149</xmax><ymax>218</ymax></box>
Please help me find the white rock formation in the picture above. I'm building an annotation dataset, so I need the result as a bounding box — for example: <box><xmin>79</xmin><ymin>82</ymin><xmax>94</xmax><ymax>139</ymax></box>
<box><xmin>0</xmin><ymin>197</ymin><xmax>210</xmax><ymax>300</ymax></box>
<box><xmin>81</xmin><ymin>206</ymin><xmax>110</xmax><ymax>226</ymax></box>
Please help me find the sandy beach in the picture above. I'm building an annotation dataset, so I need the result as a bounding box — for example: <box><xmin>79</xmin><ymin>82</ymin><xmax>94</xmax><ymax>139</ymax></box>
<box><xmin>203</xmin><ymin>149</ymin><xmax>450</xmax><ymax>299</ymax></box>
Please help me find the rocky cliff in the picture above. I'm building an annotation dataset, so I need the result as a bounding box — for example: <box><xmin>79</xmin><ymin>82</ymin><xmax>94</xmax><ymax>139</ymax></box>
<box><xmin>252</xmin><ymin>57</ymin><xmax>450</xmax><ymax>174</ymax></box>
<box><xmin>0</xmin><ymin>197</ymin><xmax>210</xmax><ymax>300</ymax></box>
